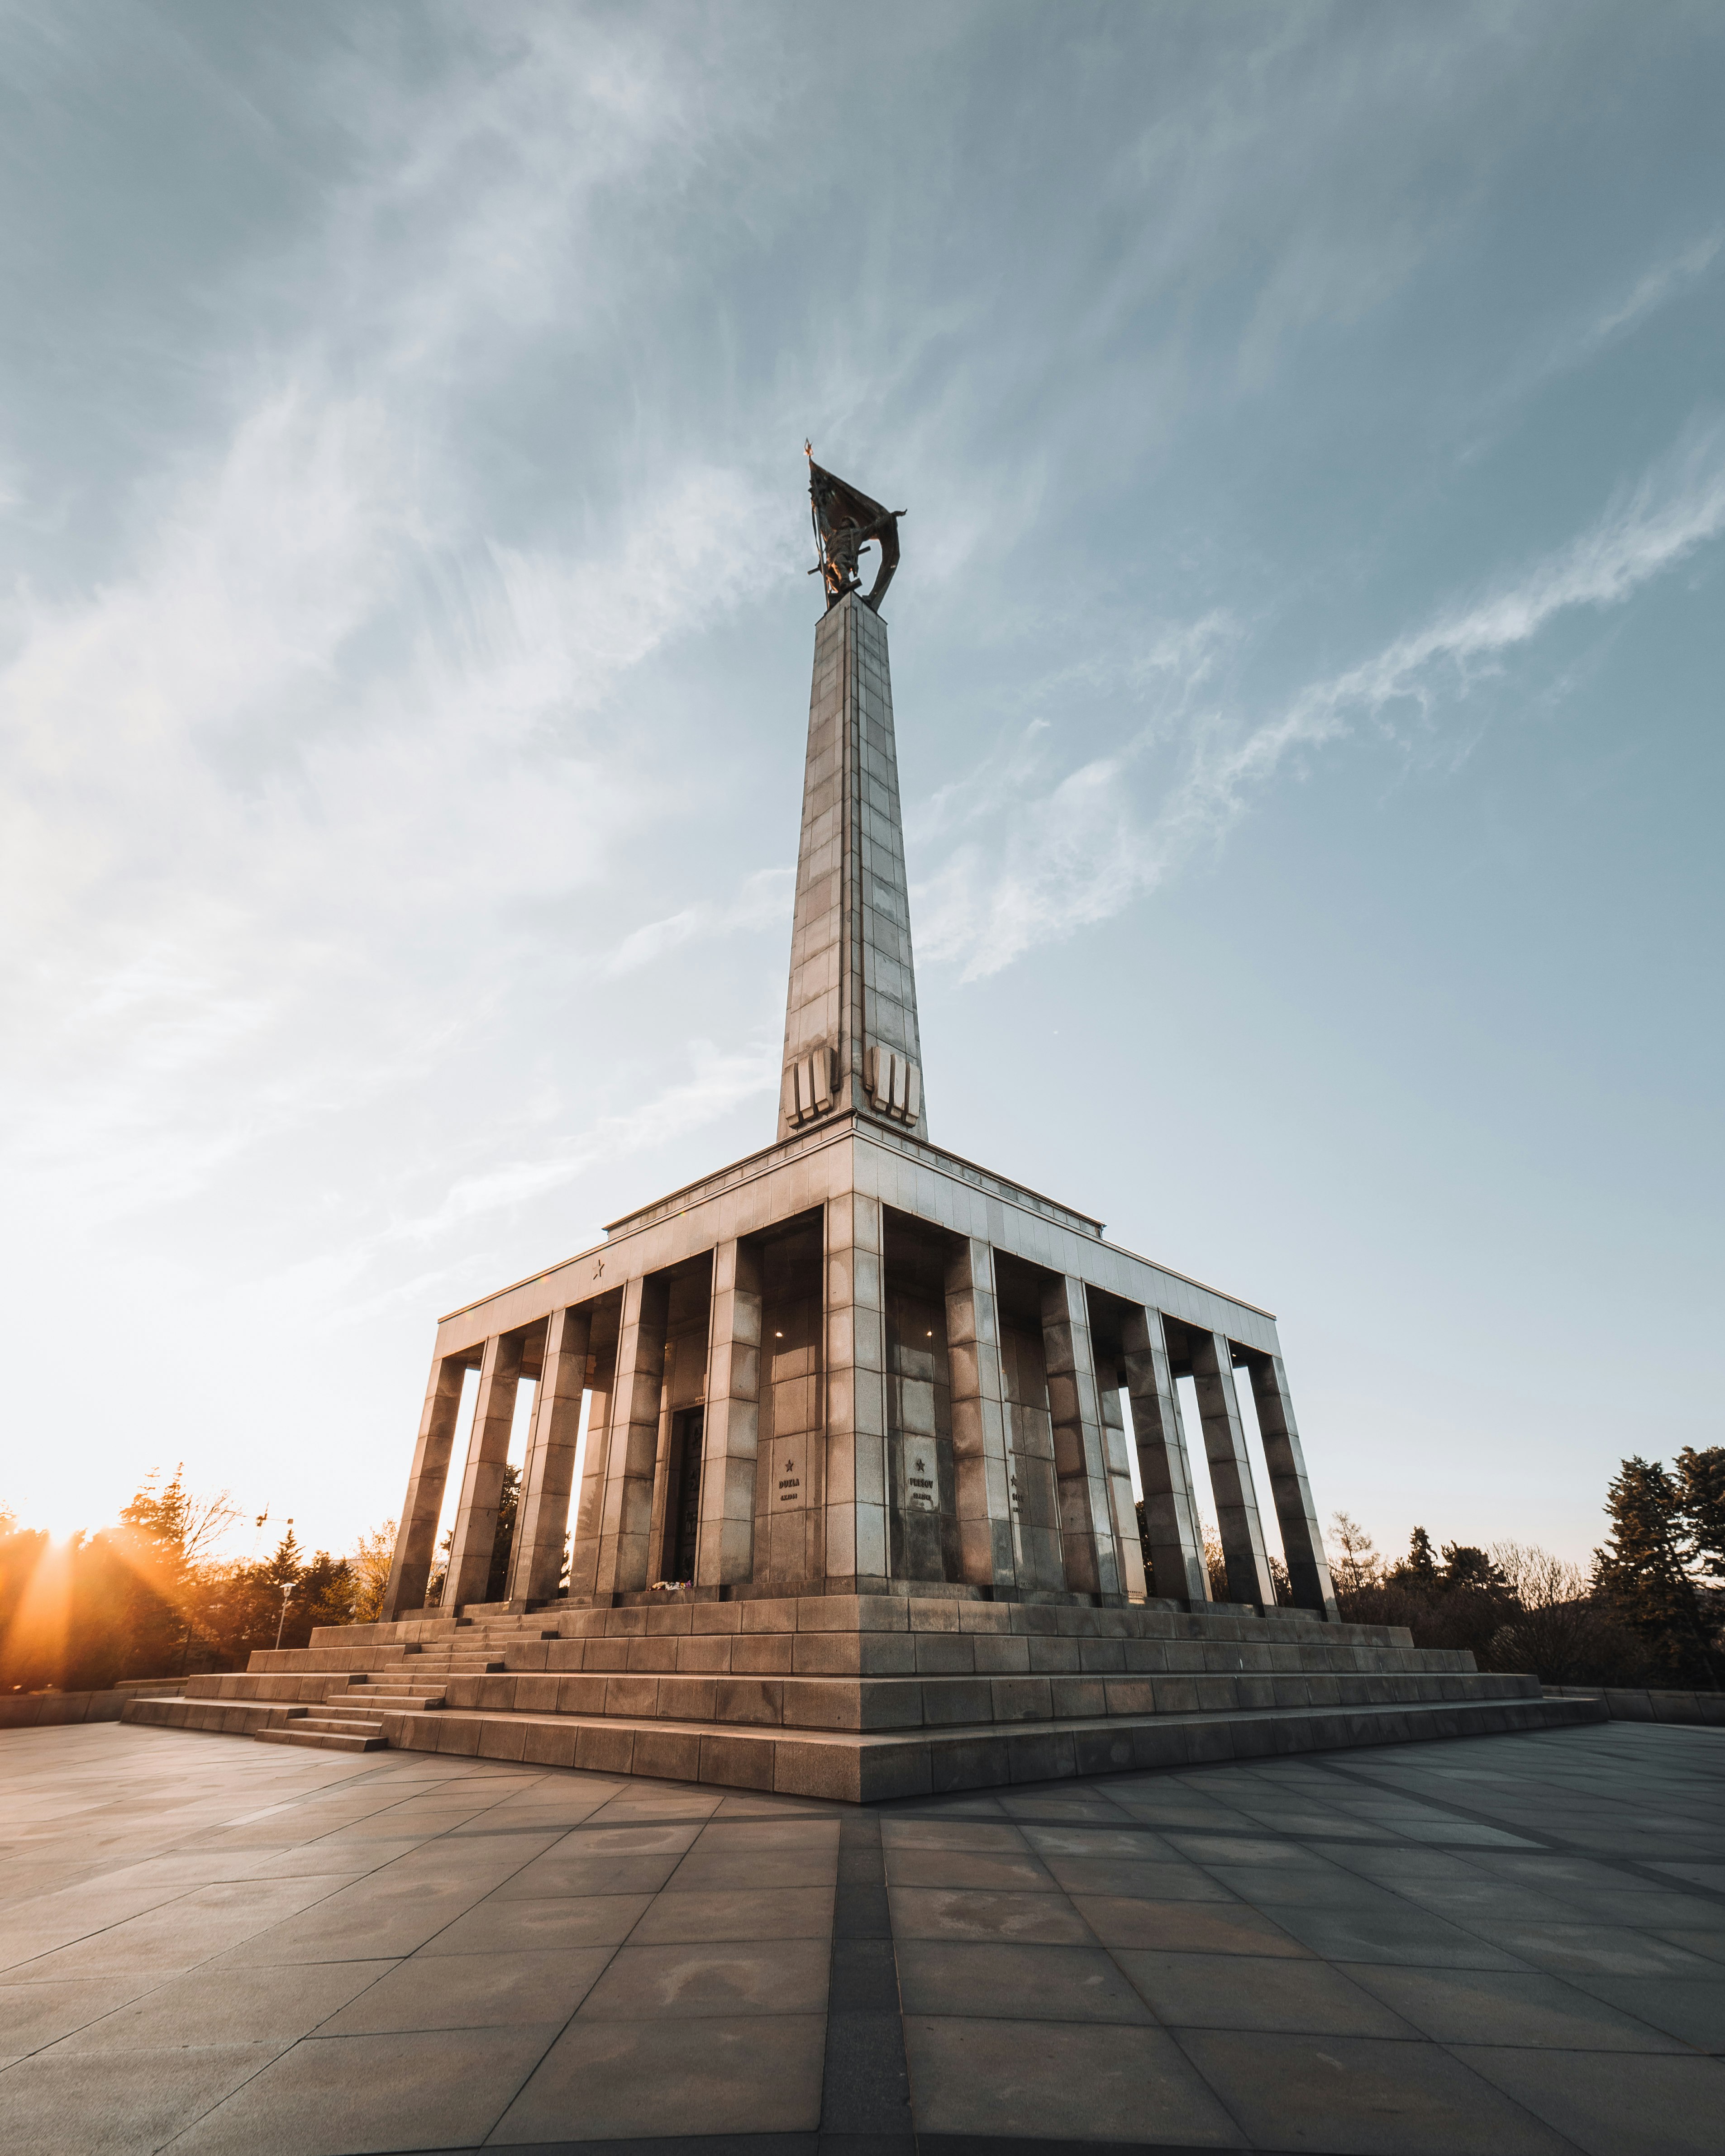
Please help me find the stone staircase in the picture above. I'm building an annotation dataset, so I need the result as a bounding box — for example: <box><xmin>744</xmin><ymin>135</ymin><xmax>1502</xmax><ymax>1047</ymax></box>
<box><xmin>121</xmin><ymin>1590</ymin><xmax>1606</xmax><ymax>1799</ymax></box>
<box><xmin>256</xmin><ymin>1701</ymin><xmax>390</xmax><ymax>1753</ymax></box>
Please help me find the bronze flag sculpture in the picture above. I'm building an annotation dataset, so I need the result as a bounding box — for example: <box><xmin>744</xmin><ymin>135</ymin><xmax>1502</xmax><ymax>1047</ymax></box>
<box><xmin>806</xmin><ymin>443</ymin><xmax>904</xmax><ymax>612</ymax></box>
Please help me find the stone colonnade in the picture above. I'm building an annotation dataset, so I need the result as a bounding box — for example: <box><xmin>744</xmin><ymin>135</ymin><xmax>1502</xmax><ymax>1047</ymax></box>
<box><xmin>379</xmin><ymin>1196</ymin><xmax>1337</xmax><ymax>1624</ymax></box>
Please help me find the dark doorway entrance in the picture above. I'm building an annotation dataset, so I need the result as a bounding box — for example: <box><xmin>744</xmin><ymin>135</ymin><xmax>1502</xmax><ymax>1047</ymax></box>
<box><xmin>670</xmin><ymin>1407</ymin><xmax>705</xmax><ymax>1581</ymax></box>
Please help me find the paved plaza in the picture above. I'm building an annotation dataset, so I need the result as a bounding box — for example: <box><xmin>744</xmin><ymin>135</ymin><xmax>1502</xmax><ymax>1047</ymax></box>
<box><xmin>0</xmin><ymin>1720</ymin><xmax>1720</xmax><ymax>2154</ymax></box>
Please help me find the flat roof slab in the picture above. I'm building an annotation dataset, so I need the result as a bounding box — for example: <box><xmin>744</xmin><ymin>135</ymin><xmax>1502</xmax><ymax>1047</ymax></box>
<box><xmin>435</xmin><ymin>1119</ymin><xmax>1282</xmax><ymax>1362</ymax></box>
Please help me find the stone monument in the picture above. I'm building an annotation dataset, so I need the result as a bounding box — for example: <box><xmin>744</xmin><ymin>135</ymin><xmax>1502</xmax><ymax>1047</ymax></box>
<box><xmin>127</xmin><ymin>457</ymin><xmax>1595</xmax><ymax>1792</ymax></box>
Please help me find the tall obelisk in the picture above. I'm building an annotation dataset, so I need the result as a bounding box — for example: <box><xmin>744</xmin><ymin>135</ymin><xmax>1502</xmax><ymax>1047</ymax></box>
<box><xmin>779</xmin><ymin>457</ymin><xmax>927</xmax><ymax>1142</ymax></box>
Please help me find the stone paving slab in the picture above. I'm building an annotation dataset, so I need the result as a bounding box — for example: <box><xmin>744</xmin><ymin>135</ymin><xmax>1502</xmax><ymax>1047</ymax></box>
<box><xmin>0</xmin><ymin>1718</ymin><xmax>1720</xmax><ymax>2153</ymax></box>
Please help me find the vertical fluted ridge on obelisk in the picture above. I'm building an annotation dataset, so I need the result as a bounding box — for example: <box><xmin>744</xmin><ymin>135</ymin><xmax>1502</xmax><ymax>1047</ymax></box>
<box><xmin>777</xmin><ymin>589</ymin><xmax>927</xmax><ymax>1142</ymax></box>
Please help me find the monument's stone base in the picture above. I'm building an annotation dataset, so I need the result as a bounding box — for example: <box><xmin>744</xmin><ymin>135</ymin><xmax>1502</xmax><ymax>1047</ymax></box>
<box><xmin>121</xmin><ymin>1596</ymin><xmax>1603</xmax><ymax>1799</ymax></box>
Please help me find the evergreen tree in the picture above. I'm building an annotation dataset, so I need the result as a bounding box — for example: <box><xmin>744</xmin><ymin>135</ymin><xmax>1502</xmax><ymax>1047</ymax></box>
<box><xmin>1440</xmin><ymin>1543</ymin><xmax>1509</xmax><ymax>1594</ymax></box>
<box><xmin>260</xmin><ymin>1525</ymin><xmax>303</xmax><ymax>1589</ymax></box>
<box><xmin>1396</xmin><ymin>1527</ymin><xmax>1439</xmax><ymax>1583</ymax></box>
<box><xmin>1594</xmin><ymin>1456</ymin><xmax>1720</xmax><ymax>1687</ymax></box>
<box><xmin>116</xmin><ymin>1468</ymin><xmax>194</xmax><ymax>1675</ymax></box>
<box><xmin>284</xmin><ymin>1552</ymin><xmax>356</xmax><ymax>1647</ymax></box>
<box><xmin>1674</xmin><ymin>1446</ymin><xmax>1725</xmax><ymax>1580</ymax></box>
<box><xmin>485</xmin><ymin>1464</ymin><xmax>522</xmax><ymax>1603</ymax></box>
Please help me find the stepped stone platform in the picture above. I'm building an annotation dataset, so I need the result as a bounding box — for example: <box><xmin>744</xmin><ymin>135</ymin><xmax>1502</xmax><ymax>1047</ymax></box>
<box><xmin>121</xmin><ymin>1590</ymin><xmax>1602</xmax><ymax>1799</ymax></box>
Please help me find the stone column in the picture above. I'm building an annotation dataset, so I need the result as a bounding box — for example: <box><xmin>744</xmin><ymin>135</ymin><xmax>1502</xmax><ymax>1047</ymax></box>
<box><xmin>1040</xmin><ymin>1275</ymin><xmax>1123</xmax><ymax>1597</ymax></box>
<box><xmin>825</xmin><ymin>1191</ymin><xmax>887</xmax><ymax>1585</ymax></box>
<box><xmin>381</xmin><ymin>1353</ymin><xmax>469</xmax><ymax>1621</ymax></box>
<box><xmin>1121</xmin><ymin>1306</ymin><xmax>1211</xmax><ymax>1606</ymax></box>
<box><xmin>563</xmin><ymin>1328</ymin><xmax>616</xmax><ymax>1603</ymax></box>
<box><xmin>594</xmin><ymin>1275</ymin><xmax>669</xmax><ymax>1599</ymax></box>
<box><xmin>944</xmin><ymin>1237</ymin><xmax>1015</xmax><ymax>1588</ymax></box>
<box><xmin>506</xmin><ymin>1304</ymin><xmax>592</xmax><ymax>1606</ymax></box>
<box><xmin>1190</xmin><ymin>1330</ymin><xmax>1277</xmax><ymax>1609</ymax></box>
<box><xmin>1097</xmin><ymin>1376</ymin><xmax>1150</xmax><ymax>1602</ymax></box>
<box><xmin>696</xmin><ymin>1238</ymin><xmax>762</xmax><ymax>1587</ymax></box>
<box><xmin>646</xmin><ymin>1389</ymin><xmax>677</xmax><ymax>1582</ymax></box>
<box><xmin>440</xmin><ymin>1331</ymin><xmax>524</xmax><ymax>1609</ymax></box>
<box><xmin>1246</xmin><ymin>1352</ymin><xmax>1339</xmax><ymax>1619</ymax></box>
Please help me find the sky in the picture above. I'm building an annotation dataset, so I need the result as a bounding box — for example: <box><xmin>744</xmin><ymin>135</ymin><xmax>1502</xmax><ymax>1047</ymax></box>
<box><xmin>2</xmin><ymin>1</ymin><xmax>1720</xmax><ymax>1572</ymax></box>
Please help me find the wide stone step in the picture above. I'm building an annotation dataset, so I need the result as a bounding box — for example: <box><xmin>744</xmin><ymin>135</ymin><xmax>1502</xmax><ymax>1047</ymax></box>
<box><xmin>160</xmin><ymin>1663</ymin><xmax>1532</xmax><ymax>1732</ymax></box>
<box><xmin>256</xmin><ymin>1726</ymin><xmax>388</xmax><ymax>1753</ymax></box>
<box><xmin>476</xmin><ymin>1636</ymin><xmax>1471</xmax><ymax>1681</ymax></box>
<box><xmin>367</xmin><ymin>1692</ymin><xmax>1605</xmax><ymax>1801</ymax></box>
<box><xmin>320</xmin><ymin>1600</ymin><xmax>1429</xmax><ymax>1657</ymax></box>
<box><xmin>437</xmin><ymin>1666</ymin><xmax>1538</xmax><ymax>1731</ymax></box>
<box><xmin>438</xmin><ymin>1621</ymin><xmax>560</xmax><ymax>1638</ymax></box>
<box><xmin>351</xmin><ymin>1676</ymin><xmax>448</xmax><ymax>1692</ymax></box>
<box><xmin>119</xmin><ymin>1697</ymin><xmax>390</xmax><ymax>1749</ymax></box>
<box><xmin>124</xmin><ymin>1696</ymin><xmax>296</xmax><ymax>1737</ymax></box>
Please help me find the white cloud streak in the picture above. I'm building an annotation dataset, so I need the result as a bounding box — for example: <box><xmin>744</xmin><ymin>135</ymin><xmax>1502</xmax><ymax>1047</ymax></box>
<box><xmin>394</xmin><ymin>1041</ymin><xmax>775</xmax><ymax>1251</ymax></box>
<box><xmin>1585</xmin><ymin>231</ymin><xmax>1722</xmax><ymax>351</ymax></box>
<box><xmin>261</xmin><ymin>1039</ymin><xmax>779</xmax><ymax>1333</ymax></box>
<box><xmin>920</xmin><ymin>423</ymin><xmax>1725</xmax><ymax>979</ymax></box>
<box><xmin>0</xmin><ymin>387</ymin><xmax>785</xmax><ymax>1223</ymax></box>
<box><xmin>600</xmin><ymin>869</ymin><xmax>795</xmax><ymax>980</ymax></box>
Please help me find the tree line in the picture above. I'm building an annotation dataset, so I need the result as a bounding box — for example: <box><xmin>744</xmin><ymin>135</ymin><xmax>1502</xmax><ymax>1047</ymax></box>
<box><xmin>1144</xmin><ymin>1447</ymin><xmax>1723</xmax><ymax>1689</ymax></box>
<box><xmin>1320</xmin><ymin>1447</ymin><xmax>1723</xmax><ymax>1687</ymax></box>
<box><xmin>5</xmin><ymin>1445</ymin><xmax>1720</xmax><ymax>1695</ymax></box>
<box><xmin>0</xmin><ymin>1469</ymin><xmax>395</xmax><ymax>1694</ymax></box>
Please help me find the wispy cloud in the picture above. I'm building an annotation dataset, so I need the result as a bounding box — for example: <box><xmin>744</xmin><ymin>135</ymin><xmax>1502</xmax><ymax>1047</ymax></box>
<box><xmin>395</xmin><ymin>1040</ymin><xmax>776</xmax><ymax>1249</ymax></box>
<box><xmin>0</xmin><ymin>5</ymin><xmax>796</xmax><ymax>1228</ymax></box>
<box><xmin>599</xmin><ymin>868</ymin><xmax>794</xmax><ymax>980</ymax></box>
<box><xmin>1584</xmin><ymin>232</ymin><xmax>1722</xmax><ymax>352</ymax></box>
<box><xmin>0</xmin><ymin>383</ymin><xmax>785</xmax><ymax>1223</ymax></box>
<box><xmin>252</xmin><ymin>1038</ymin><xmax>781</xmax><ymax>1332</ymax></box>
<box><xmin>1478</xmin><ymin>229</ymin><xmax>1725</xmax><ymax>435</ymax></box>
<box><xmin>920</xmin><ymin>423</ymin><xmax>1725</xmax><ymax>979</ymax></box>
